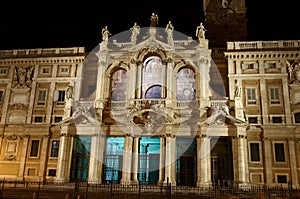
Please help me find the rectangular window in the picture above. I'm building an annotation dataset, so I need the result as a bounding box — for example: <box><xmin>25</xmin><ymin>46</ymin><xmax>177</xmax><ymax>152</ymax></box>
<box><xmin>34</xmin><ymin>116</ymin><xmax>43</xmax><ymax>123</ymax></box>
<box><xmin>30</xmin><ymin>140</ymin><xmax>40</xmax><ymax>157</ymax></box>
<box><xmin>54</xmin><ymin>116</ymin><xmax>63</xmax><ymax>123</ymax></box>
<box><xmin>277</xmin><ymin>175</ymin><xmax>287</xmax><ymax>183</ymax></box>
<box><xmin>269</xmin><ymin>88</ymin><xmax>280</xmax><ymax>104</ymax></box>
<box><xmin>41</xmin><ymin>67</ymin><xmax>50</xmax><ymax>74</ymax></box>
<box><xmin>250</xmin><ymin>143</ymin><xmax>260</xmax><ymax>162</ymax></box>
<box><xmin>0</xmin><ymin>68</ymin><xmax>7</xmax><ymax>75</ymax></box>
<box><xmin>248</xmin><ymin>117</ymin><xmax>258</xmax><ymax>124</ymax></box>
<box><xmin>37</xmin><ymin>90</ymin><xmax>47</xmax><ymax>105</ymax></box>
<box><xmin>246</xmin><ymin>88</ymin><xmax>256</xmax><ymax>105</ymax></box>
<box><xmin>272</xmin><ymin>116</ymin><xmax>282</xmax><ymax>123</ymax></box>
<box><xmin>274</xmin><ymin>143</ymin><xmax>285</xmax><ymax>162</ymax></box>
<box><xmin>48</xmin><ymin>169</ymin><xmax>56</xmax><ymax>176</ymax></box>
<box><xmin>0</xmin><ymin>90</ymin><xmax>4</xmax><ymax>103</ymax></box>
<box><xmin>59</xmin><ymin>67</ymin><xmax>69</xmax><ymax>74</ymax></box>
<box><xmin>50</xmin><ymin>140</ymin><xmax>60</xmax><ymax>157</ymax></box>
<box><xmin>58</xmin><ymin>90</ymin><xmax>65</xmax><ymax>102</ymax></box>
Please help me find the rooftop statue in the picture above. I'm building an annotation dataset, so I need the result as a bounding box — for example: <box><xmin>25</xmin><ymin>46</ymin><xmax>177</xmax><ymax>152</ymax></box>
<box><xmin>165</xmin><ymin>21</ymin><xmax>174</xmax><ymax>37</ymax></box>
<box><xmin>101</xmin><ymin>26</ymin><xmax>111</xmax><ymax>41</ymax></box>
<box><xmin>196</xmin><ymin>22</ymin><xmax>206</xmax><ymax>40</ymax></box>
<box><xmin>150</xmin><ymin>13</ymin><xmax>159</xmax><ymax>27</ymax></box>
<box><xmin>130</xmin><ymin>22</ymin><xmax>140</xmax><ymax>39</ymax></box>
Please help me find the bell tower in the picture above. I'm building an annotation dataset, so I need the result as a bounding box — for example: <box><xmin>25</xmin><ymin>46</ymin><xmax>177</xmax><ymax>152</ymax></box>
<box><xmin>203</xmin><ymin>0</ymin><xmax>248</xmax><ymax>48</ymax></box>
<box><xmin>203</xmin><ymin>0</ymin><xmax>248</xmax><ymax>97</ymax></box>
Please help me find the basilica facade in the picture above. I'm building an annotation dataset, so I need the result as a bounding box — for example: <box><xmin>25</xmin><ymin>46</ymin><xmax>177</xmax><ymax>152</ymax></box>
<box><xmin>0</xmin><ymin>0</ymin><xmax>300</xmax><ymax>188</ymax></box>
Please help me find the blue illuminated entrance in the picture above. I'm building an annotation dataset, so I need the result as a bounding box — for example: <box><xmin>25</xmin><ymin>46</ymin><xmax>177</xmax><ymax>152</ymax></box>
<box><xmin>138</xmin><ymin>137</ymin><xmax>160</xmax><ymax>184</ymax></box>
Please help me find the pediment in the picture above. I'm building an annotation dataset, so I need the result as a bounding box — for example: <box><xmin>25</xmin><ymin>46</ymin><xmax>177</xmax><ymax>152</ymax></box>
<box><xmin>59</xmin><ymin>106</ymin><xmax>99</xmax><ymax>126</ymax></box>
<box><xmin>129</xmin><ymin>36</ymin><xmax>174</xmax><ymax>52</ymax></box>
<box><xmin>199</xmin><ymin>109</ymin><xmax>247</xmax><ymax>127</ymax></box>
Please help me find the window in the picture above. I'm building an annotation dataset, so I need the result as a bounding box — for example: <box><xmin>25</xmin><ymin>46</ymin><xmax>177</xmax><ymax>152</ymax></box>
<box><xmin>274</xmin><ymin>143</ymin><xmax>285</xmax><ymax>162</ymax></box>
<box><xmin>246</xmin><ymin>88</ymin><xmax>256</xmax><ymax>105</ymax></box>
<box><xmin>250</xmin><ymin>143</ymin><xmax>260</xmax><ymax>162</ymax></box>
<box><xmin>294</xmin><ymin>112</ymin><xmax>300</xmax><ymax>123</ymax></box>
<box><xmin>30</xmin><ymin>140</ymin><xmax>40</xmax><ymax>157</ymax></box>
<box><xmin>248</xmin><ymin>117</ymin><xmax>258</xmax><ymax>124</ymax></box>
<box><xmin>58</xmin><ymin>90</ymin><xmax>65</xmax><ymax>102</ymax></box>
<box><xmin>34</xmin><ymin>116</ymin><xmax>43</xmax><ymax>123</ymax></box>
<box><xmin>37</xmin><ymin>90</ymin><xmax>47</xmax><ymax>105</ymax></box>
<box><xmin>269</xmin><ymin>88</ymin><xmax>280</xmax><ymax>104</ymax></box>
<box><xmin>0</xmin><ymin>68</ymin><xmax>7</xmax><ymax>75</ymax></box>
<box><xmin>48</xmin><ymin>169</ymin><xmax>56</xmax><ymax>176</ymax></box>
<box><xmin>59</xmin><ymin>67</ymin><xmax>69</xmax><ymax>74</ymax></box>
<box><xmin>0</xmin><ymin>90</ymin><xmax>4</xmax><ymax>103</ymax></box>
<box><xmin>272</xmin><ymin>116</ymin><xmax>282</xmax><ymax>123</ymax></box>
<box><xmin>41</xmin><ymin>66</ymin><xmax>50</xmax><ymax>74</ymax></box>
<box><xmin>54</xmin><ymin>116</ymin><xmax>63</xmax><ymax>123</ymax></box>
<box><xmin>50</xmin><ymin>140</ymin><xmax>60</xmax><ymax>157</ymax></box>
<box><xmin>277</xmin><ymin>175</ymin><xmax>287</xmax><ymax>183</ymax></box>
<box><xmin>242</xmin><ymin>62</ymin><xmax>258</xmax><ymax>70</ymax></box>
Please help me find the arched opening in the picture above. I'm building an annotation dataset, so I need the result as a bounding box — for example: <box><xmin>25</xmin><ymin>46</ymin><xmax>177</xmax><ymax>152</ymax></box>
<box><xmin>176</xmin><ymin>67</ymin><xmax>196</xmax><ymax>101</ymax></box>
<box><xmin>145</xmin><ymin>85</ymin><xmax>162</xmax><ymax>99</ymax></box>
<box><xmin>111</xmin><ymin>69</ymin><xmax>127</xmax><ymax>101</ymax></box>
<box><xmin>142</xmin><ymin>56</ymin><xmax>164</xmax><ymax>99</ymax></box>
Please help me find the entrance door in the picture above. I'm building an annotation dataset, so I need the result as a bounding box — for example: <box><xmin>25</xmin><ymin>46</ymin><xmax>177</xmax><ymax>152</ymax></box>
<box><xmin>138</xmin><ymin>137</ymin><xmax>160</xmax><ymax>184</ymax></box>
<box><xmin>70</xmin><ymin>136</ymin><xmax>91</xmax><ymax>182</ymax></box>
<box><xmin>210</xmin><ymin>137</ymin><xmax>234</xmax><ymax>186</ymax></box>
<box><xmin>179</xmin><ymin>156</ymin><xmax>195</xmax><ymax>186</ymax></box>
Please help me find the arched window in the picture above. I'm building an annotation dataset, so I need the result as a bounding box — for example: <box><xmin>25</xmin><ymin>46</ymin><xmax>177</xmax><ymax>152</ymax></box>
<box><xmin>111</xmin><ymin>69</ymin><xmax>127</xmax><ymax>101</ymax></box>
<box><xmin>176</xmin><ymin>67</ymin><xmax>195</xmax><ymax>101</ymax></box>
<box><xmin>145</xmin><ymin>85</ymin><xmax>162</xmax><ymax>99</ymax></box>
<box><xmin>294</xmin><ymin>112</ymin><xmax>300</xmax><ymax>123</ymax></box>
<box><xmin>142</xmin><ymin>56</ymin><xmax>163</xmax><ymax>98</ymax></box>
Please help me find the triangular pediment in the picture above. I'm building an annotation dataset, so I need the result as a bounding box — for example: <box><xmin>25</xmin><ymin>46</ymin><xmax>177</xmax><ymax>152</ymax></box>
<box><xmin>199</xmin><ymin>109</ymin><xmax>247</xmax><ymax>126</ymax></box>
<box><xmin>129</xmin><ymin>35</ymin><xmax>174</xmax><ymax>52</ymax></box>
<box><xmin>59</xmin><ymin>107</ymin><xmax>99</xmax><ymax>126</ymax></box>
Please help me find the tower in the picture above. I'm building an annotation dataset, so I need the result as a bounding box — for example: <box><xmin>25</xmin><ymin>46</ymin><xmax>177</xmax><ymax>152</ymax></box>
<box><xmin>203</xmin><ymin>0</ymin><xmax>248</xmax><ymax>97</ymax></box>
<box><xmin>203</xmin><ymin>0</ymin><xmax>248</xmax><ymax>48</ymax></box>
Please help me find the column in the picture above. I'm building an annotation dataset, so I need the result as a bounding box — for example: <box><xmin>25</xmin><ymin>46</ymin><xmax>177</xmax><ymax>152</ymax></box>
<box><xmin>282</xmin><ymin>78</ymin><xmax>292</xmax><ymax>124</ymax></box>
<box><xmin>131</xmin><ymin>136</ymin><xmax>139</xmax><ymax>184</ymax></box>
<box><xmin>88</xmin><ymin>133</ymin><xmax>103</xmax><ymax>183</ymax></box>
<box><xmin>196</xmin><ymin>134</ymin><xmax>211</xmax><ymax>187</ymax></box>
<box><xmin>55</xmin><ymin>125</ymin><xmax>74</xmax><ymax>182</ymax></box>
<box><xmin>136</xmin><ymin>63</ymin><xmax>142</xmax><ymax>99</ymax></box>
<box><xmin>38</xmin><ymin>135</ymin><xmax>49</xmax><ymax>180</ymax></box>
<box><xmin>157</xmin><ymin>135</ymin><xmax>165</xmax><ymax>185</ymax></box>
<box><xmin>288</xmin><ymin>139</ymin><xmax>299</xmax><ymax>188</ymax></box>
<box><xmin>171</xmin><ymin>135</ymin><xmax>176</xmax><ymax>185</ymax></box>
<box><xmin>18</xmin><ymin>135</ymin><xmax>29</xmax><ymax>180</ymax></box>
<box><xmin>260</xmin><ymin>79</ymin><xmax>269</xmax><ymax>124</ymax></box>
<box><xmin>163</xmin><ymin>133</ymin><xmax>175</xmax><ymax>185</ymax></box>
<box><xmin>0</xmin><ymin>135</ymin><xmax>3</xmax><ymax>154</ymax></box>
<box><xmin>166</xmin><ymin>60</ymin><xmax>174</xmax><ymax>104</ymax></box>
<box><xmin>121</xmin><ymin>134</ymin><xmax>133</xmax><ymax>184</ymax></box>
<box><xmin>263</xmin><ymin>138</ymin><xmax>273</xmax><ymax>185</ymax></box>
<box><xmin>26</xmin><ymin>65</ymin><xmax>39</xmax><ymax>123</ymax></box>
<box><xmin>237</xmin><ymin>134</ymin><xmax>249</xmax><ymax>184</ymax></box>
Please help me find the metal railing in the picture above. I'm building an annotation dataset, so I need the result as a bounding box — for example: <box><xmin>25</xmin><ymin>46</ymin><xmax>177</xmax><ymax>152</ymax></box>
<box><xmin>0</xmin><ymin>179</ymin><xmax>299</xmax><ymax>199</ymax></box>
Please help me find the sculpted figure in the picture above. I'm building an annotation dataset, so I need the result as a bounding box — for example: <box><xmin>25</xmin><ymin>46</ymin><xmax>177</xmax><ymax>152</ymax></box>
<box><xmin>101</xmin><ymin>26</ymin><xmax>111</xmax><ymax>41</ymax></box>
<box><xmin>130</xmin><ymin>22</ymin><xmax>140</xmax><ymax>39</ymax></box>
<box><xmin>196</xmin><ymin>22</ymin><xmax>206</xmax><ymax>39</ymax></box>
<box><xmin>150</xmin><ymin>13</ymin><xmax>159</xmax><ymax>27</ymax></box>
<box><xmin>286</xmin><ymin>60</ymin><xmax>300</xmax><ymax>83</ymax></box>
<box><xmin>165</xmin><ymin>21</ymin><xmax>174</xmax><ymax>37</ymax></box>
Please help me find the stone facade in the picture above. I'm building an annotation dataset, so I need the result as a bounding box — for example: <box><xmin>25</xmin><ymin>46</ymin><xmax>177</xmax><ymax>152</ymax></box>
<box><xmin>0</xmin><ymin>9</ymin><xmax>299</xmax><ymax>188</ymax></box>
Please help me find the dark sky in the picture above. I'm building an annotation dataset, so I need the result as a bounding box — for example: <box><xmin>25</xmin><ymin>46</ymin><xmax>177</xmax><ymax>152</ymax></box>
<box><xmin>0</xmin><ymin>1</ymin><xmax>299</xmax><ymax>52</ymax></box>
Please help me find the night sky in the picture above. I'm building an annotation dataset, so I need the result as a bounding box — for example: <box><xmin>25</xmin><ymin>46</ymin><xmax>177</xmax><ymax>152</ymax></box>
<box><xmin>0</xmin><ymin>1</ymin><xmax>299</xmax><ymax>52</ymax></box>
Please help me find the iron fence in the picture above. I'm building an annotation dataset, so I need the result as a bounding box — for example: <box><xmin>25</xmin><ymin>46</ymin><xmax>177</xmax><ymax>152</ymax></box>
<box><xmin>0</xmin><ymin>179</ymin><xmax>299</xmax><ymax>199</ymax></box>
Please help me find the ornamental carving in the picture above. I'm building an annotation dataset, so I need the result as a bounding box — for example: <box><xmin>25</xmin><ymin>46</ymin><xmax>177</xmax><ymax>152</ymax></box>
<box><xmin>286</xmin><ymin>60</ymin><xmax>300</xmax><ymax>84</ymax></box>
<box><xmin>13</xmin><ymin>66</ymin><xmax>34</xmax><ymax>88</ymax></box>
<box><xmin>8</xmin><ymin>103</ymin><xmax>29</xmax><ymax>111</ymax></box>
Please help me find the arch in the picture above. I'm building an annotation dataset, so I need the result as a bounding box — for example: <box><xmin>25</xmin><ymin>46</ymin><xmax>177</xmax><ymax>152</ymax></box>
<box><xmin>145</xmin><ymin>85</ymin><xmax>162</xmax><ymax>99</ymax></box>
<box><xmin>135</xmin><ymin>48</ymin><xmax>168</xmax><ymax>63</ymax></box>
<box><xmin>105</xmin><ymin>61</ymin><xmax>129</xmax><ymax>77</ymax></box>
<box><xmin>174</xmin><ymin>59</ymin><xmax>198</xmax><ymax>74</ymax></box>
<box><xmin>110</xmin><ymin>68</ymin><xmax>127</xmax><ymax>101</ymax></box>
<box><xmin>176</xmin><ymin>66</ymin><xmax>196</xmax><ymax>101</ymax></box>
